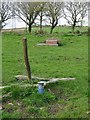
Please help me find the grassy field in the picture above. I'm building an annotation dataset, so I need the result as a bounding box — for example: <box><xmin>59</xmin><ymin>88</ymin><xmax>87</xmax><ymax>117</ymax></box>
<box><xmin>2</xmin><ymin>26</ymin><xmax>88</xmax><ymax>118</ymax></box>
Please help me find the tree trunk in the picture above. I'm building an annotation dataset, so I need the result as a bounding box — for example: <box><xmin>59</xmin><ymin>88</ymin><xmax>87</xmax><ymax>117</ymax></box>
<box><xmin>50</xmin><ymin>20</ymin><xmax>58</xmax><ymax>34</ymax></box>
<box><xmin>72</xmin><ymin>18</ymin><xmax>77</xmax><ymax>33</ymax></box>
<box><xmin>40</xmin><ymin>11</ymin><xmax>43</xmax><ymax>31</ymax></box>
<box><xmin>72</xmin><ymin>25</ymin><xmax>75</xmax><ymax>33</ymax></box>
<box><xmin>26</xmin><ymin>18</ymin><xmax>28</xmax><ymax>32</ymax></box>
<box><xmin>0</xmin><ymin>21</ymin><xmax>2</xmax><ymax>32</ymax></box>
<box><xmin>50</xmin><ymin>27</ymin><xmax>54</xmax><ymax>34</ymax></box>
<box><xmin>72</xmin><ymin>21</ymin><xmax>76</xmax><ymax>33</ymax></box>
<box><xmin>28</xmin><ymin>24</ymin><xmax>32</xmax><ymax>33</ymax></box>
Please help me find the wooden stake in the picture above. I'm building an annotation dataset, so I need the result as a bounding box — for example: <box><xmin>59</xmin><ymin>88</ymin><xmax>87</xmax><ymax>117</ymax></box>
<box><xmin>22</xmin><ymin>38</ymin><xmax>31</xmax><ymax>81</ymax></box>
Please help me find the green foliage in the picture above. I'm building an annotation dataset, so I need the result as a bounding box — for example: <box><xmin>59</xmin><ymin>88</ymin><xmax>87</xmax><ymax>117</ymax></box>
<box><xmin>34</xmin><ymin>29</ymin><xmax>47</xmax><ymax>35</ymax></box>
<box><xmin>2</xmin><ymin>111</ymin><xmax>21</xmax><ymax>119</ymax></box>
<box><xmin>23</xmin><ymin>90</ymin><xmax>57</xmax><ymax>107</ymax></box>
<box><xmin>9</xmin><ymin>86</ymin><xmax>34</xmax><ymax>99</ymax></box>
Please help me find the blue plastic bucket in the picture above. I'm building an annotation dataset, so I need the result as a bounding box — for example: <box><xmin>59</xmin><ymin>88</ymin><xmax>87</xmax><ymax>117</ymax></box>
<box><xmin>38</xmin><ymin>81</ymin><xmax>45</xmax><ymax>94</ymax></box>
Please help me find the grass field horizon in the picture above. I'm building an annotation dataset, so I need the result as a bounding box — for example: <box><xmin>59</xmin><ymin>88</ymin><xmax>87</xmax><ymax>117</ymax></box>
<box><xmin>2</xmin><ymin>26</ymin><xmax>88</xmax><ymax>118</ymax></box>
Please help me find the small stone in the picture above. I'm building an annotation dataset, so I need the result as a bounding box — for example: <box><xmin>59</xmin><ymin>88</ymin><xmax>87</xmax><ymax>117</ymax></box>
<box><xmin>8</xmin><ymin>103</ymin><xmax>13</xmax><ymax>106</ymax></box>
<box><xmin>86</xmin><ymin>111</ymin><xmax>90</xmax><ymax>114</ymax></box>
<box><xmin>15</xmin><ymin>75</ymin><xmax>28</xmax><ymax>80</ymax></box>
<box><xmin>40</xmin><ymin>107</ymin><xmax>44</xmax><ymax>110</ymax></box>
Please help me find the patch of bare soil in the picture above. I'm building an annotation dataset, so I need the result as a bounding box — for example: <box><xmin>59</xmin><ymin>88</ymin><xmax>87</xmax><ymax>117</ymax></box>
<box><xmin>2</xmin><ymin>99</ymin><xmax>23</xmax><ymax>113</ymax></box>
<box><xmin>47</xmin><ymin>103</ymin><xmax>64</xmax><ymax>115</ymax></box>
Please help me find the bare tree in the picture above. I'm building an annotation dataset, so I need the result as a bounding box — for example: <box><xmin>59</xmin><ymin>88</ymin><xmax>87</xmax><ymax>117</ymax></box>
<box><xmin>80</xmin><ymin>3</ymin><xmax>88</xmax><ymax>27</ymax></box>
<box><xmin>63</xmin><ymin>2</ymin><xmax>88</xmax><ymax>32</ymax></box>
<box><xmin>45</xmin><ymin>2</ymin><xmax>64</xmax><ymax>34</ymax></box>
<box><xmin>14</xmin><ymin>2</ymin><xmax>42</xmax><ymax>33</ymax></box>
<box><xmin>38</xmin><ymin>2</ymin><xmax>46</xmax><ymax>31</ymax></box>
<box><xmin>88</xmin><ymin>2</ymin><xmax>90</xmax><ymax>27</ymax></box>
<box><xmin>0</xmin><ymin>2</ymin><xmax>12</xmax><ymax>31</ymax></box>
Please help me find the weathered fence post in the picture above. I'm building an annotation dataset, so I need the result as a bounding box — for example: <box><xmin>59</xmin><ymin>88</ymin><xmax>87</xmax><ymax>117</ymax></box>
<box><xmin>22</xmin><ymin>37</ymin><xmax>32</xmax><ymax>82</ymax></box>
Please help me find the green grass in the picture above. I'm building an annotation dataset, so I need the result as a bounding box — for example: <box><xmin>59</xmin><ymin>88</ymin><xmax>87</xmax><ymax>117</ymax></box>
<box><xmin>2</xmin><ymin>26</ymin><xmax>88</xmax><ymax>118</ymax></box>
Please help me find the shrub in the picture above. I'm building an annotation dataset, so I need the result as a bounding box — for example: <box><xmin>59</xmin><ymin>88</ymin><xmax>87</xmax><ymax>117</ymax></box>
<box><xmin>34</xmin><ymin>30</ymin><xmax>47</xmax><ymax>35</ymax></box>
<box><xmin>23</xmin><ymin>90</ymin><xmax>57</xmax><ymax>107</ymax></box>
<box><xmin>9</xmin><ymin>86</ymin><xmax>34</xmax><ymax>99</ymax></box>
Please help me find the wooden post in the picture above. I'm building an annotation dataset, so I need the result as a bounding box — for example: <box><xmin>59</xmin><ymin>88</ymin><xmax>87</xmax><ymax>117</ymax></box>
<box><xmin>22</xmin><ymin>37</ymin><xmax>32</xmax><ymax>81</ymax></box>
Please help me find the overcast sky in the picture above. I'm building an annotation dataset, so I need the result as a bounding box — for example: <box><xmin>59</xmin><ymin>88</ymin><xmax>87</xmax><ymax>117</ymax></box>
<box><xmin>1</xmin><ymin>0</ymin><xmax>90</xmax><ymax>2</ymax></box>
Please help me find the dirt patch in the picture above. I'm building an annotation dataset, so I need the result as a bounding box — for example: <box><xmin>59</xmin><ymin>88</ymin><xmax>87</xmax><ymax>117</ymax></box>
<box><xmin>2</xmin><ymin>99</ymin><xmax>22</xmax><ymax>113</ymax></box>
<box><xmin>47</xmin><ymin>103</ymin><xmax>64</xmax><ymax>115</ymax></box>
